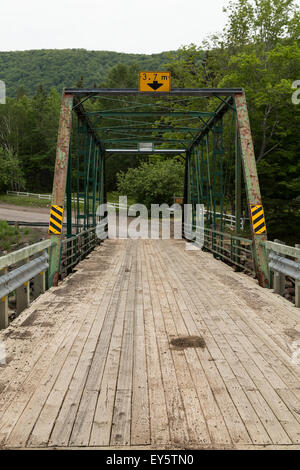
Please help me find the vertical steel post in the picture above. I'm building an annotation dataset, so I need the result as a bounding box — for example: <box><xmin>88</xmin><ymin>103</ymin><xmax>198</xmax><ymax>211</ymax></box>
<box><xmin>212</xmin><ymin>117</ymin><xmax>223</xmax><ymax>255</ymax></box>
<box><xmin>103</xmin><ymin>151</ymin><xmax>107</xmax><ymax>206</ymax></box>
<box><xmin>182</xmin><ymin>151</ymin><xmax>190</xmax><ymax>235</ymax></box>
<box><xmin>66</xmin><ymin>141</ymin><xmax>72</xmax><ymax>238</ymax></box>
<box><xmin>235</xmin><ymin>117</ymin><xmax>242</xmax><ymax>234</ymax></box>
<box><xmin>235</xmin><ymin>92</ymin><xmax>269</xmax><ymax>287</ymax></box>
<box><xmin>234</xmin><ymin>114</ymin><xmax>242</xmax><ymax>269</ymax></box>
<box><xmin>48</xmin><ymin>92</ymin><xmax>73</xmax><ymax>287</ymax></box>
<box><xmin>76</xmin><ymin>117</ymin><xmax>82</xmax><ymax>234</ymax></box>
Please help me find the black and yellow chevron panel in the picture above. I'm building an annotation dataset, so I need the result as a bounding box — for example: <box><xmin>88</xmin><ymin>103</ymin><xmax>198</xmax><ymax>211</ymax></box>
<box><xmin>250</xmin><ymin>204</ymin><xmax>266</xmax><ymax>234</ymax></box>
<box><xmin>49</xmin><ymin>205</ymin><xmax>63</xmax><ymax>235</ymax></box>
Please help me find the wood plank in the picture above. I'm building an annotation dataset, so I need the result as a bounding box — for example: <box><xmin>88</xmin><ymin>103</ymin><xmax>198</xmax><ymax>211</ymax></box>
<box><xmin>149</xmin><ymin>242</ymin><xmax>211</xmax><ymax>446</ymax></box>
<box><xmin>144</xmin><ymin>241</ymin><xmax>190</xmax><ymax>447</ymax></box>
<box><xmin>1</xmin><ymin>241</ymin><xmax>123</xmax><ymax>447</ymax></box>
<box><xmin>155</xmin><ymin>241</ymin><xmax>262</xmax><ymax>445</ymax></box>
<box><xmin>68</xmin><ymin>242</ymin><xmax>129</xmax><ymax>447</ymax></box>
<box><xmin>140</xmin><ymin>241</ymin><xmax>170</xmax><ymax>446</ymax></box>
<box><xmin>161</xmin><ymin>240</ymin><xmax>300</xmax><ymax>444</ymax></box>
<box><xmin>130</xmin><ymin>241</ymin><xmax>151</xmax><ymax>446</ymax></box>
<box><xmin>90</xmin><ymin>240</ymin><xmax>134</xmax><ymax>446</ymax></box>
<box><xmin>48</xmin><ymin>246</ymin><xmax>126</xmax><ymax>447</ymax></box>
<box><xmin>1</xmin><ymin>237</ymin><xmax>300</xmax><ymax>449</ymax></box>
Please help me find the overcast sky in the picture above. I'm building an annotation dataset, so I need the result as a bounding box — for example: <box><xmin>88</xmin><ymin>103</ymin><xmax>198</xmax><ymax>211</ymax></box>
<box><xmin>1</xmin><ymin>0</ymin><xmax>230</xmax><ymax>53</ymax></box>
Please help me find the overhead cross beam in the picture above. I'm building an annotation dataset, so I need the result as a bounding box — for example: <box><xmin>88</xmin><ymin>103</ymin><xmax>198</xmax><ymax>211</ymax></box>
<box><xmin>87</xmin><ymin>111</ymin><xmax>215</xmax><ymax>117</ymax></box>
<box><xmin>102</xmin><ymin>139</ymin><xmax>191</xmax><ymax>144</ymax></box>
<box><xmin>105</xmin><ymin>148</ymin><xmax>186</xmax><ymax>155</ymax></box>
<box><xmin>93</xmin><ymin>127</ymin><xmax>201</xmax><ymax>133</ymax></box>
<box><xmin>66</xmin><ymin>88</ymin><xmax>244</xmax><ymax>97</ymax></box>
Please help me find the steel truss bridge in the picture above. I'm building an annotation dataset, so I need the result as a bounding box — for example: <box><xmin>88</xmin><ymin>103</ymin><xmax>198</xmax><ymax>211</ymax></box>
<box><xmin>0</xmin><ymin>87</ymin><xmax>300</xmax><ymax>450</ymax></box>
<box><xmin>47</xmin><ymin>87</ymin><xmax>269</xmax><ymax>287</ymax></box>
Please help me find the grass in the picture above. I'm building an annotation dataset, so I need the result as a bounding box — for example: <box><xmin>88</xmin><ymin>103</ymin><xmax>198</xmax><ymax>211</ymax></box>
<box><xmin>0</xmin><ymin>221</ymin><xmax>21</xmax><ymax>251</ymax></box>
<box><xmin>0</xmin><ymin>192</ymin><xmax>137</xmax><ymax>209</ymax></box>
<box><xmin>0</xmin><ymin>194</ymin><xmax>50</xmax><ymax>208</ymax></box>
<box><xmin>107</xmin><ymin>192</ymin><xmax>137</xmax><ymax>206</ymax></box>
<box><xmin>0</xmin><ymin>221</ymin><xmax>43</xmax><ymax>253</ymax></box>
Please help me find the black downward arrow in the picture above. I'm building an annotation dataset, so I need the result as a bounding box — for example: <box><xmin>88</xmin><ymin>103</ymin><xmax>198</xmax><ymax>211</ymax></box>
<box><xmin>147</xmin><ymin>80</ymin><xmax>163</xmax><ymax>90</ymax></box>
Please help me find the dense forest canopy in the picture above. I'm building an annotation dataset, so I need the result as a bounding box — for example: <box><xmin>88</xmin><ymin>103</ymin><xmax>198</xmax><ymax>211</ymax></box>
<box><xmin>0</xmin><ymin>0</ymin><xmax>299</xmax><ymax>243</ymax></box>
<box><xmin>0</xmin><ymin>49</ymin><xmax>173</xmax><ymax>97</ymax></box>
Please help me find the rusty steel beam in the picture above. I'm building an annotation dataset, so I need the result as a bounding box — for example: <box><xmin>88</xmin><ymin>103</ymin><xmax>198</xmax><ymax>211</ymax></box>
<box><xmin>235</xmin><ymin>92</ymin><xmax>269</xmax><ymax>287</ymax></box>
<box><xmin>48</xmin><ymin>92</ymin><xmax>73</xmax><ymax>287</ymax></box>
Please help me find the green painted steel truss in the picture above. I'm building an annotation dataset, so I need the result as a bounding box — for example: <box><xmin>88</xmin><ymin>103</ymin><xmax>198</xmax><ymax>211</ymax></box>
<box><xmin>48</xmin><ymin>88</ymin><xmax>269</xmax><ymax>289</ymax></box>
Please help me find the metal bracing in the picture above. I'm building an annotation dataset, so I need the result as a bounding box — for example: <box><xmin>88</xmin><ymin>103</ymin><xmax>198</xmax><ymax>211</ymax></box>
<box><xmin>187</xmin><ymin>96</ymin><xmax>233</xmax><ymax>152</ymax></box>
<box><xmin>48</xmin><ymin>87</ymin><xmax>268</xmax><ymax>288</ymax></box>
<box><xmin>186</xmin><ymin>93</ymin><xmax>268</xmax><ymax>285</ymax></box>
<box><xmin>88</xmin><ymin>111</ymin><xmax>215</xmax><ymax>117</ymax></box>
<box><xmin>94</xmin><ymin>127</ymin><xmax>200</xmax><ymax>133</ymax></box>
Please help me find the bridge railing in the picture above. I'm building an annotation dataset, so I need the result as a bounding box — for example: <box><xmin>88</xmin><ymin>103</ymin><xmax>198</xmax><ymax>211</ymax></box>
<box><xmin>0</xmin><ymin>239</ymin><xmax>55</xmax><ymax>329</ymax></box>
<box><xmin>265</xmin><ymin>240</ymin><xmax>300</xmax><ymax>307</ymax></box>
<box><xmin>184</xmin><ymin>223</ymin><xmax>255</xmax><ymax>275</ymax></box>
<box><xmin>59</xmin><ymin>226</ymin><xmax>101</xmax><ymax>279</ymax></box>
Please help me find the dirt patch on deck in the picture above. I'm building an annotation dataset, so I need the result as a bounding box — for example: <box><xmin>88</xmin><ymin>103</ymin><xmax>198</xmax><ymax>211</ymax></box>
<box><xmin>3</xmin><ymin>330</ymin><xmax>32</xmax><ymax>340</ymax></box>
<box><xmin>284</xmin><ymin>328</ymin><xmax>300</xmax><ymax>340</ymax></box>
<box><xmin>20</xmin><ymin>310</ymin><xmax>39</xmax><ymax>327</ymax></box>
<box><xmin>170</xmin><ymin>335</ymin><xmax>206</xmax><ymax>350</ymax></box>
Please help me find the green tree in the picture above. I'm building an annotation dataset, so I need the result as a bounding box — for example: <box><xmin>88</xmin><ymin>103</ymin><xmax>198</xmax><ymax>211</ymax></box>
<box><xmin>117</xmin><ymin>159</ymin><xmax>184</xmax><ymax>208</ymax></box>
<box><xmin>0</xmin><ymin>148</ymin><xmax>25</xmax><ymax>191</ymax></box>
<box><xmin>163</xmin><ymin>0</ymin><xmax>300</xmax><ymax>242</ymax></box>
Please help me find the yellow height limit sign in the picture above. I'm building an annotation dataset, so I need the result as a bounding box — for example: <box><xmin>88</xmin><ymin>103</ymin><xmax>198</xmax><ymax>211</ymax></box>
<box><xmin>139</xmin><ymin>71</ymin><xmax>171</xmax><ymax>92</ymax></box>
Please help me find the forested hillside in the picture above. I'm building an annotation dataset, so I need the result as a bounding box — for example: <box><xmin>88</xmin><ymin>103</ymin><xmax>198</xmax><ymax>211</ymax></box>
<box><xmin>0</xmin><ymin>49</ymin><xmax>173</xmax><ymax>97</ymax></box>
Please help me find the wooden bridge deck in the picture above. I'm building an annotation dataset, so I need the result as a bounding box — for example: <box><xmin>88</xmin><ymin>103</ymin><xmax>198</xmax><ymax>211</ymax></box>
<box><xmin>1</xmin><ymin>238</ymin><xmax>300</xmax><ymax>449</ymax></box>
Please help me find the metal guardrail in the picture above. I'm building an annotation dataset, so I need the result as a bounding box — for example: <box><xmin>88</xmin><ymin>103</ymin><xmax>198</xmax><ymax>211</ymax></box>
<box><xmin>0</xmin><ymin>239</ymin><xmax>54</xmax><ymax>329</ymax></box>
<box><xmin>269</xmin><ymin>252</ymin><xmax>300</xmax><ymax>281</ymax></box>
<box><xmin>0</xmin><ymin>252</ymin><xmax>49</xmax><ymax>298</ymax></box>
<box><xmin>265</xmin><ymin>240</ymin><xmax>300</xmax><ymax>307</ymax></box>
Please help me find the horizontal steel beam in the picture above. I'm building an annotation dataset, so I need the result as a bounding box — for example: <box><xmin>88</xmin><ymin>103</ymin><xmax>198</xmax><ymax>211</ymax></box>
<box><xmin>65</xmin><ymin>88</ymin><xmax>244</xmax><ymax>97</ymax></box>
<box><xmin>88</xmin><ymin>111</ymin><xmax>214</xmax><ymax>117</ymax></box>
<box><xmin>105</xmin><ymin>148</ymin><xmax>186</xmax><ymax>155</ymax></box>
<box><xmin>102</xmin><ymin>139</ymin><xmax>191</xmax><ymax>144</ymax></box>
<box><xmin>94</xmin><ymin>127</ymin><xmax>200</xmax><ymax>133</ymax></box>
